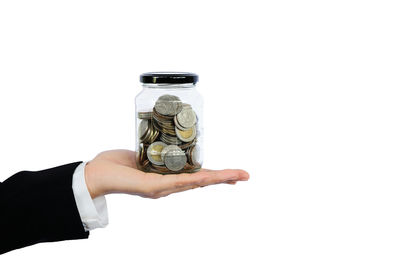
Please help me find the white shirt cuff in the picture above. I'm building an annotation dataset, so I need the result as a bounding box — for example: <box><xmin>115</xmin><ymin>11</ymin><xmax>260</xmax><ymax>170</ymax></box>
<box><xmin>72</xmin><ymin>161</ymin><xmax>109</xmax><ymax>231</ymax></box>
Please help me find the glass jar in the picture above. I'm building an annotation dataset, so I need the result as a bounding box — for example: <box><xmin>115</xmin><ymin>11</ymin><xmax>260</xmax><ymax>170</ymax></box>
<box><xmin>135</xmin><ymin>72</ymin><xmax>203</xmax><ymax>174</ymax></box>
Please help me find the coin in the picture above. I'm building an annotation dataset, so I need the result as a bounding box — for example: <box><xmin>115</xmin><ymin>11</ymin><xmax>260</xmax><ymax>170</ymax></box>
<box><xmin>151</xmin><ymin>116</ymin><xmax>163</xmax><ymax>132</ymax></box>
<box><xmin>138</xmin><ymin>111</ymin><xmax>153</xmax><ymax>120</ymax></box>
<box><xmin>140</xmin><ymin>120</ymin><xmax>159</xmax><ymax>144</ymax></box>
<box><xmin>175</xmin><ymin>125</ymin><xmax>196</xmax><ymax>142</ymax></box>
<box><xmin>147</xmin><ymin>128</ymin><xmax>159</xmax><ymax>144</ymax></box>
<box><xmin>178</xmin><ymin>138</ymin><xmax>196</xmax><ymax>150</ymax></box>
<box><xmin>137</xmin><ymin>94</ymin><xmax>201</xmax><ymax>173</ymax></box>
<box><xmin>138</xmin><ymin>119</ymin><xmax>149</xmax><ymax>140</ymax></box>
<box><xmin>142</xmin><ymin>159</ymin><xmax>150</xmax><ymax>170</ymax></box>
<box><xmin>188</xmin><ymin>144</ymin><xmax>200</xmax><ymax>165</ymax></box>
<box><xmin>176</xmin><ymin>106</ymin><xmax>197</xmax><ymax>129</ymax></box>
<box><xmin>150</xmin><ymin>164</ymin><xmax>170</xmax><ymax>173</ymax></box>
<box><xmin>154</xmin><ymin>95</ymin><xmax>183</xmax><ymax>116</ymax></box>
<box><xmin>161</xmin><ymin>145</ymin><xmax>181</xmax><ymax>162</ymax></box>
<box><xmin>183</xmin><ymin>162</ymin><xmax>200</xmax><ymax>172</ymax></box>
<box><xmin>138</xmin><ymin>144</ymin><xmax>145</xmax><ymax>163</ymax></box>
<box><xmin>147</xmin><ymin>141</ymin><xmax>167</xmax><ymax>165</ymax></box>
<box><xmin>160</xmin><ymin>133</ymin><xmax>182</xmax><ymax>145</ymax></box>
<box><xmin>164</xmin><ymin>148</ymin><xmax>187</xmax><ymax>171</ymax></box>
<box><xmin>138</xmin><ymin>144</ymin><xmax>150</xmax><ymax>171</ymax></box>
<box><xmin>173</xmin><ymin>115</ymin><xmax>186</xmax><ymax>131</ymax></box>
<box><xmin>152</xmin><ymin>107</ymin><xmax>176</xmax><ymax>135</ymax></box>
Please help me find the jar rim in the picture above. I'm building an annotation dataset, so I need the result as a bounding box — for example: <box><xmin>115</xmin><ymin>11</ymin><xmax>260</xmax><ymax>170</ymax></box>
<box><xmin>140</xmin><ymin>72</ymin><xmax>198</xmax><ymax>84</ymax></box>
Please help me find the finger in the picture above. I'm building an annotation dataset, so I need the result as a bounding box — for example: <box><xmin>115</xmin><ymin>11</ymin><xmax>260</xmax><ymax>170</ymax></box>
<box><xmin>188</xmin><ymin>169</ymin><xmax>250</xmax><ymax>185</ymax></box>
<box><xmin>203</xmin><ymin>169</ymin><xmax>240</xmax><ymax>185</ymax></box>
<box><xmin>161</xmin><ymin>169</ymin><xmax>249</xmax><ymax>191</ymax></box>
<box><xmin>158</xmin><ymin>175</ymin><xmax>243</xmax><ymax>197</ymax></box>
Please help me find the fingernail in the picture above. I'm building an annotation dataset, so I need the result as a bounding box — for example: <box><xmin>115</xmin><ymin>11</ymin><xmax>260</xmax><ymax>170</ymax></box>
<box><xmin>239</xmin><ymin>172</ymin><xmax>250</xmax><ymax>180</ymax></box>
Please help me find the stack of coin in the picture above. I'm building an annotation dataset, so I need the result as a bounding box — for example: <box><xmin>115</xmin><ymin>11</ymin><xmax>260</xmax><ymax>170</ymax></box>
<box><xmin>138</xmin><ymin>111</ymin><xmax>152</xmax><ymax>120</ymax></box>
<box><xmin>152</xmin><ymin>108</ymin><xmax>176</xmax><ymax>136</ymax></box>
<box><xmin>137</xmin><ymin>94</ymin><xmax>200</xmax><ymax>173</ymax></box>
<box><xmin>138</xmin><ymin>119</ymin><xmax>159</xmax><ymax>144</ymax></box>
<box><xmin>160</xmin><ymin>133</ymin><xmax>182</xmax><ymax>145</ymax></box>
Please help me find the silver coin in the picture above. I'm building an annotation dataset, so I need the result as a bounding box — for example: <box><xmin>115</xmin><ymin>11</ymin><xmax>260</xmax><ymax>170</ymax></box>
<box><xmin>164</xmin><ymin>149</ymin><xmax>187</xmax><ymax>171</ymax></box>
<box><xmin>175</xmin><ymin>125</ymin><xmax>196</xmax><ymax>142</ymax></box>
<box><xmin>160</xmin><ymin>145</ymin><xmax>181</xmax><ymax>162</ymax></box>
<box><xmin>176</xmin><ymin>107</ymin><xmax>196</xmax><ymax>128</ymax></box>
<box><xmin>138</xmin><ymin>119</ymin><xmax>149</xmax><ymax>140</ymax></box>
<box><xmin>146</xmin><ymin>141</ymin><xmax>167</xmax><ymax>165</ymax></box>
<box><xmin>174</xmin><ymin>115</ymin><xmax>187</xmax><ymax>131</ymax></box>
<box><xmin>191</xmin><ymin>145</ymin><xmax>200</xmax><ymax>165</ymax></box>
<box><xmin>170</xmin><ymin>100</ymin><xmax>183</xmax><ymax>116</ymax></box>
<box><xmin>154</xmin><ymin>94</ymin><xmax>183</xmax><ymax>116</ymax></box>
<box><xmin>159</xmin><ymin>94</ymin><xmax>181</xmax><ymax>103</ymax></box>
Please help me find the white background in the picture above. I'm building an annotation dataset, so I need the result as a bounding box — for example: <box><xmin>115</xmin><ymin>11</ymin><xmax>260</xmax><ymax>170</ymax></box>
<box><xmin>0</xmin><ymin>0</ymin><xmax>399</xmax><ymax>266</ymax></box>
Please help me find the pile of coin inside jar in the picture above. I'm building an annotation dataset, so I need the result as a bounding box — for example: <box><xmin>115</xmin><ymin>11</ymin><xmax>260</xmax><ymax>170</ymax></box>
<box><xmin>137</xmin><ymin>94</ymin><xmax>200</xmax><ymax>173</ymax></box>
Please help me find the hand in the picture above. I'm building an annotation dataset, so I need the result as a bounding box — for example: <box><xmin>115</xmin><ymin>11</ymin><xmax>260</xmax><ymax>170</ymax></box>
<box><xmin>84</xmin><ymin>150</ymin><xmax>249</xmax><ymax>199</ymax></box>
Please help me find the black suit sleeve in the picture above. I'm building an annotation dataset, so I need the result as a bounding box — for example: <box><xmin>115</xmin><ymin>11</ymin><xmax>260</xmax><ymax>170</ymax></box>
<box><xmin>0</xmin><ymin>162</ymin><xmax>89</xmax><ymax>255</ymax></box>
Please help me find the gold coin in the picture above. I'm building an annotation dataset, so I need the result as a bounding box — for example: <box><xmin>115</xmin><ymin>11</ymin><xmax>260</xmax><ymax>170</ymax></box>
<box><xmin>176</xmin><ymin>125</ymin><xmax>196</xmax><ymax>142</ymax></box>
<box><xmin>146</xmin><ymin>141</ymin><xmax>167</xmax><ymax>165</ymax></box>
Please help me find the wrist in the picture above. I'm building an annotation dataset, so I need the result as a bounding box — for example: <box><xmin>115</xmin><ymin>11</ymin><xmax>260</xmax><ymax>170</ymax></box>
<box><xmin>84</xmin><ymin>161</ymin><xmax>102</xmax><ymax>198</ymax></box>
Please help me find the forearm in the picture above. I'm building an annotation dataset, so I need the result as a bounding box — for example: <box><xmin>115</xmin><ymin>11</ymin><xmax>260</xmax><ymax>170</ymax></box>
<box><xmin>0</xmin><ymin>162</ymin><xmax>88</xmax><ymax>254</ymax></box>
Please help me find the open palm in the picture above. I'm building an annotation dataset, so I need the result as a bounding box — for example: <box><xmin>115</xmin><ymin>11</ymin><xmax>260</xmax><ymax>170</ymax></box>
<box><xmin>84</xmin><ymin>150</ymin><xmax>249</xmax><ymax>199</ymax></box>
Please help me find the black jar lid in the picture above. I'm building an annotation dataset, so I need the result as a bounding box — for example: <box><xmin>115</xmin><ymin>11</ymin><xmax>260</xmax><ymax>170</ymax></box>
<box><xmin>140</xmin><ymin>72</ymin><xmax>198</xmax><ymax>84</ymax></box>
